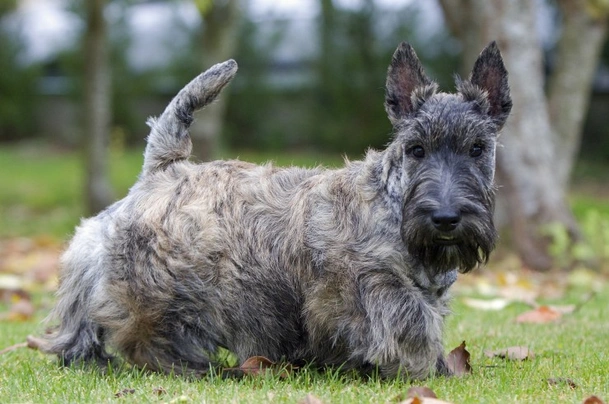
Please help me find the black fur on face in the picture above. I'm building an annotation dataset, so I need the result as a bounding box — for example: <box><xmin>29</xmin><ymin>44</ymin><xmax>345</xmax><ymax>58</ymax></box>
<box><xmin>384</xmin><ymin>41</ymin><xmax>510</xmax><ymax>275</ymax></box>
<box><xmin>398</xmin><ymin>95</ymin><xmax>498</xmax><ymax>274</ymax></box>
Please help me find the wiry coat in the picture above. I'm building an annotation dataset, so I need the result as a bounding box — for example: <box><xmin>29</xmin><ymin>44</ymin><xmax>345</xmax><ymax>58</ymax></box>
<box><xmin>36</xmin><ymin>42</ymin><xmax>511</xmax><ymax>380</ymax></box>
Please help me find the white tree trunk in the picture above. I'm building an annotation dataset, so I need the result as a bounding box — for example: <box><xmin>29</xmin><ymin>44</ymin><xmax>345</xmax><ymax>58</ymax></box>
<box><xmin>84</xmin><ymin>0</ymin><xmax>114</xmax><ymax>215</ymax></box>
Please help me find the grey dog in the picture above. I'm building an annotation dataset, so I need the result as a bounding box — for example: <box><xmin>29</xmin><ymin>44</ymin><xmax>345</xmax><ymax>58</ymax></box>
<box><xmin>36</xmin><ymin>41</ymin><xmax>511</xmax><ymax>380</ymax></box>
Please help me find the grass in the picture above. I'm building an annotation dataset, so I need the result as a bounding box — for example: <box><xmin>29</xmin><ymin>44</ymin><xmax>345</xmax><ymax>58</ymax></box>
<box><xmin>1</xmin><ymin>143</ymin><xmax>608</xmax><ymax>403</ymax></box>
<box><xmin>1</xmin><ymin>285</ymin><xmax>608</xmax><ymax>403</ymax></box>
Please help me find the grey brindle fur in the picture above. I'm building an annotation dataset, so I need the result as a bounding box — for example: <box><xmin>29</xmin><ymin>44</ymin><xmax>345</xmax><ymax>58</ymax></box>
<box><xmin>36</xmin><ymin>42</ymin><xmax>511</xmax><ymax>379</ymax></box>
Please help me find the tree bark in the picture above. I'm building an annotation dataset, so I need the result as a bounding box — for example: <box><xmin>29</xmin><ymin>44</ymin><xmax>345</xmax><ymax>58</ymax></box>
<box><xmin>190</xmin><ymin>0</ymin><xmax>240</xmax><ymax>162</ymax></box>
<box><xmin>548</xmin><ymin>0</ymin><xmax>608</xmax><ymax>192</ymax></box>
<box><xmin>84</xmin><ymin>0</ymin><xmax>114</xmax><ymax>215</ymax></box>
<box><xmin>438</xmin><ymin>0</ymin><xmax>607</xmax><ymax>270</ymax></box>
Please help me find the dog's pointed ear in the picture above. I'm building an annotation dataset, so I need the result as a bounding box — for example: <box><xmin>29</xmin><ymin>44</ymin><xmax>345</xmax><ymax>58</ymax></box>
<box><xmin>468</xmin><ymin>41</ymin><xmax>512</xmax><ymax>128</ymax></box>
<box><xmin>385</xmin><ymin>42</ymin><xmax>436</xmax><ymax>125</ymax></box>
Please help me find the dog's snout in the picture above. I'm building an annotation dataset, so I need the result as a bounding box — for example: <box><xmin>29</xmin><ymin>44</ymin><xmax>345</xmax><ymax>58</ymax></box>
<box><xmin>431</xmin><ymin>209</ymin><xmax>461</xmax><ymax>232</ymax></box>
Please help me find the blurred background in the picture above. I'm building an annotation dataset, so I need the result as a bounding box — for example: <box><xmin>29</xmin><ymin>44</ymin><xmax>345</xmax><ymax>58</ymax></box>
<box><xmin>0</xmin><ymin>0</ymin><xmax>608</xmax><ymax>273</ymax></box>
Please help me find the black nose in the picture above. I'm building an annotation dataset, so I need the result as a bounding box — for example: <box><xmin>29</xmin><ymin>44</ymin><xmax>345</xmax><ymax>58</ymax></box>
<box><xmin>431</xmin><ymin>209</ymin><xmax>461</xmax><ymax>232</ymax></box>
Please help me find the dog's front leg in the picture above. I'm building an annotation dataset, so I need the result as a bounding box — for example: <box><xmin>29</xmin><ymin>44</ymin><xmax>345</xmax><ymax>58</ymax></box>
<box><xmin>356</xmin><ymin>271</ymin><xmax>446</xmax><ymax>380</ymax></box>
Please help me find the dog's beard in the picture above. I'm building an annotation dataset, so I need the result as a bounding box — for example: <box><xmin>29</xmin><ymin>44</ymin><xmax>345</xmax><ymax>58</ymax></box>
<box><xmin>401</xmin><ymin>215</ymin><xmax>497</xmax><ymax>274</ymax></box>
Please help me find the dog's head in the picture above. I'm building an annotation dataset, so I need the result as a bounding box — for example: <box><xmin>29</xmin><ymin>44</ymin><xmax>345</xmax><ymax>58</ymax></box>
<box><xmin>380</xmin><ymin>42</ymin><xmax>512</xmax><ymax>274</ymax></box>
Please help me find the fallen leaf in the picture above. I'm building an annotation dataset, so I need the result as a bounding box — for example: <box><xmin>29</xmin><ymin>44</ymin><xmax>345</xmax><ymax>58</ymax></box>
<box><xmin>1</xmin><ymin>298</ymin><xmax>35</xmax><ymax>322</ymax></box>
<box><xmin>498</xmin><ymin>285</ymin><xmax>538</xmax><ymax>304</ymax></box>
<box><xmin>152</xmin><ymin>387</ymin><xmax>167</xmax><ymax>396</ymax></box>
<box><xmin>239</xmin><ymin>355</ymin><xmax>275</xmax><ymax>375</ymax></box>
<box><xmin>446</xmin><ymin>341</ymin><xmax>472</xmax><ymax>376</ymax></box>
<box><xmin>114</xmin><ymin>388</ymin><xmax>135</xmax><ymax>398</ymax></box>
<box><xmin>462</xmin><ymin>297</ymin><xmax>511</xmax><ymax>311</ymax></box>
<box><xmin>298</xmin><ymin>393</ymin><xmax>324</xmax><ymax>404</ymax></box>
<box><xmin>484</xmin><ymin>346</ymin><xmax>535</xmax><ymax>361</ymax></box>
<box><xmin>400</xmin><ymin>397</ymin><xmax>454</xmax><ymax>404</ymax></box>
<box><xmin>547</xmin><ymin>377</ymin><xmax>578</xmax><ymax>389</ymax></box>
<box><xmin>0</xmin><ymin>274</ymin><xmax>24</xmax><ymax>291</ymax></box>
<box><xmin>515</xmin><ymin>306</ymin><xmax>561</xmax><ymax>323</ymax></box>
<box><xmin>407</xmin><ymin>386</ymin><xmax>437</xmax><ymax>399</ymax></box>
<box><xmin>583</xmin><ymin>395</ymin><xmax>606</xmax><ymax>404</ymax></box>
<box><xmin>226</xmin><ymin>355</ymin><xmax>295</xmax><ymax>378</ymax></box>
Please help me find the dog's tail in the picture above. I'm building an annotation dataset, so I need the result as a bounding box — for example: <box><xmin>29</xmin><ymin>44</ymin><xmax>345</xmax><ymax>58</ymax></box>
<box><xmin>142</xmin><ymin>59</ymin><xmax>238</xmax><ymax>175</ymax></box>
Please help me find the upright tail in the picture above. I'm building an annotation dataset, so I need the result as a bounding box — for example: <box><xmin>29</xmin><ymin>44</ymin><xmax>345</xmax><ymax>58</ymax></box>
<box><xmin>142</xmin><ymin>59</ymin><xmax>238</xmax><ymax>175</ymax></box>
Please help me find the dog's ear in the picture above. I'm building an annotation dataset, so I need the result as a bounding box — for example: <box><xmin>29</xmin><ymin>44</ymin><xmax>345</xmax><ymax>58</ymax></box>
<box><xmin>467</xmin><ymin>41</ymin><xmax>512</xmax><ymax>128</ymax></box>
<box><xmin>385</xmin><ymin>42</ymin><xmax>436</xmax><ymax>125</ymax></box>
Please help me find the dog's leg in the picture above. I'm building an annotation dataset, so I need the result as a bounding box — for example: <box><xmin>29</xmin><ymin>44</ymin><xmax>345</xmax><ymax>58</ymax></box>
<box><xmin>35</xmin><ymin>218</ymin><xmax>114</xmax><ymax>368</ymax></box>
<box><xmin>355</xmin><ymin>271</ymin><xmax>446</xmax><ymax>380</ymax></box>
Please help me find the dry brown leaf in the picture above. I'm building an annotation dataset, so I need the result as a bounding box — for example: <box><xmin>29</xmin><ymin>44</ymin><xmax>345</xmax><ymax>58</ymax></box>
<box><xmin>547</xmin><ymin>377</ymin><xmax>578</xmax><ymax>389</ymax></box>
<box><xmin>484</xmin><ymin>346</ymin><xmax>535</xmax><ymax>361</ymax></box>
<box><xmin>446</xmin><ymin>341</ymin><xmax>472</xmax><ymax>376</ymax></box>
<box><xmin>231</xmin><ymin>355</ymin><xmax>295</xmax><ymax>378</ymax></box>
<box><xmin>114</xmin><ymin>388</ymin><xmax>135</xmax><ymax>398</ymax></box>
<box><xmin>298</xmin><ymin>393</ymin><xmax>324</xmax><ymax>404</ymax></box>
<box><xmin>400</xmin><ymin>397</ymin><xmax>454</xmax><ymax>404</ymax></box>
<box><xmin>583</xmin><ymin>395</ymin><xmax>606</xmax><ymax>404</ymax></box>
<box><xmin>152</xmin><ymin>387</ymin><xmax>167</xmax><ymax>396</ymax></box>
<box><xmin>515</xmin><ymin>305</ymin><xmax>561</xmax><ymax>323</ymax></box>
<box><xmin>239</xmin><ymin>355</ymin><xmax>275</xmax><ymax>376</ymax></box>
<box><xmin>407</xmin><ymin>386</ymin><xmax>437</xmax><ymax>399</ymax></box>
<box><xmin>1</xmin><ymin>298</ymin><xmax>35</xmax><ymax>322</ymax></box>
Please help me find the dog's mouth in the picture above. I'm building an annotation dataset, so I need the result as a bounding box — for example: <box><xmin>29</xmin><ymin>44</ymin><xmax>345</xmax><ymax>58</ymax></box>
<box><xmin>433</xmin><ymin>235</ymin><xmax>460</xmax><ymax>245</ymax></box>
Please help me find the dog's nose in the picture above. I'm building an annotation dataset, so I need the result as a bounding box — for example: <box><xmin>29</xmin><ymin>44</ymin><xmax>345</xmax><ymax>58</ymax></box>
<box><xmin>431</xmin><ymin>209</ymin><xmax>461</xmax><ymax>232</ymax></box>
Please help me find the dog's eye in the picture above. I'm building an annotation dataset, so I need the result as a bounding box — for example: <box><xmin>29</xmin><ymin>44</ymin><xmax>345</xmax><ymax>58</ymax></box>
<box><xmin>469</xmin><ymin>144</ymin><xmax>483</xmax><ymax>158</ymax></box>
<box><xmin>410</xmin><ymin>146</ymin><xmax>426</xmax><ymax>158</ymax></box>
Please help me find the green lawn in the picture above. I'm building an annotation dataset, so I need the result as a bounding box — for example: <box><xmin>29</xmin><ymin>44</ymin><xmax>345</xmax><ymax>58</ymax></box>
<box><xmin>1</xmin><ymin>283</ymin><xmax>607</xmax><ymax>403</ymax></box>
<box><xmin>0</xmin><ymin>143</ymin><xmax>608</xmax><ymax>403</ymax></box>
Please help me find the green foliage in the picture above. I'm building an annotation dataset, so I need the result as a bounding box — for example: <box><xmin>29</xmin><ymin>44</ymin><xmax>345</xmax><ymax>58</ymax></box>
<box><xmin>543</xmin><ymin>209</ymin><xmax>609</xmax><ymax>270</ymax></box>
<box><xmin>0</xmin><ymin>24</ymin><xmax>41</xmax><ymax>140</ymax></box>
<box><xmin>0</xmin><ymin>0</ymin><xmax>17</xmax><ymax>15</ymax></box>
<box><xmin>223</xmin><ymin>3</ymin><xmax>459</xmax><ymax>155</ymax></box>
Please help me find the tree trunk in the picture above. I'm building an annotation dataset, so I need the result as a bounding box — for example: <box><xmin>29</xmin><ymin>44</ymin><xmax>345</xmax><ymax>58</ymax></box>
<box><xmin>438</xmin><ymin>0</ymin><xmax>606</xmax><ymax>270</ymax></box>
<box><xmin>548</xmin><ymin>0</ymin><xmax>608</xmax><ymax>192</ymax></box>
<box><xmin>190</xmin><ymin>0</ymin><xmax>240</xmax><ymax>162</ymax></box>
<box><xmin>84</xmin><ymin>0</ymin><xmax>114</xmax><ymax>215</ymax></box>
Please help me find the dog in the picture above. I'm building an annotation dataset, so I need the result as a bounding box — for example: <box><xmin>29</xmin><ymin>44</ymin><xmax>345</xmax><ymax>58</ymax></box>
<box><xmin>35</xmin><ymin>41</ymin><xmax>511</xmax><ymax>380</ymax></box>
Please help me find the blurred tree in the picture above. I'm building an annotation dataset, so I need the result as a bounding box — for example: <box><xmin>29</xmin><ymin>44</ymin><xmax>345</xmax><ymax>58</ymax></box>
<box><xmin>315</xmin><ymin>0</ymin><xmax>391</xmax><ymax>153</ymax></box>
<box><xmin>438</xmin><ymin>0</ymin><xmax>609</xmax><ymax>270</ymax></box>
<box><xmin>223</xmin><ymin>2</ymin><xmax>458</xmax><ymax>154</ymax></box>
<box><xmin>0</xmin><ymin>0</ymin><xmax>39</xmax><ymax>141</ymax></box>
<box><xmin>0</xmin><ymin>0</ymin><xmax>16</xmax><ymax>15</ymax></box>
<box><xmin>84</xmin><ymin>0</ymin><xmax>114</xmax><ymax>214</ymax></box>
<box><xmin>190</xmin><ymin>0</ymin><xmax>241</xmax><ymax>162</ymax></box>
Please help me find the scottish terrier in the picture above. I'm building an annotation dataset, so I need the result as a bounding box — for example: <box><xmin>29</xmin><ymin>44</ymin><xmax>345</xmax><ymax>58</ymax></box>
<box><xmin>35</xmin><ymin>41</ymin><xmax>511</xmax><ymax>380</ymax></box>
